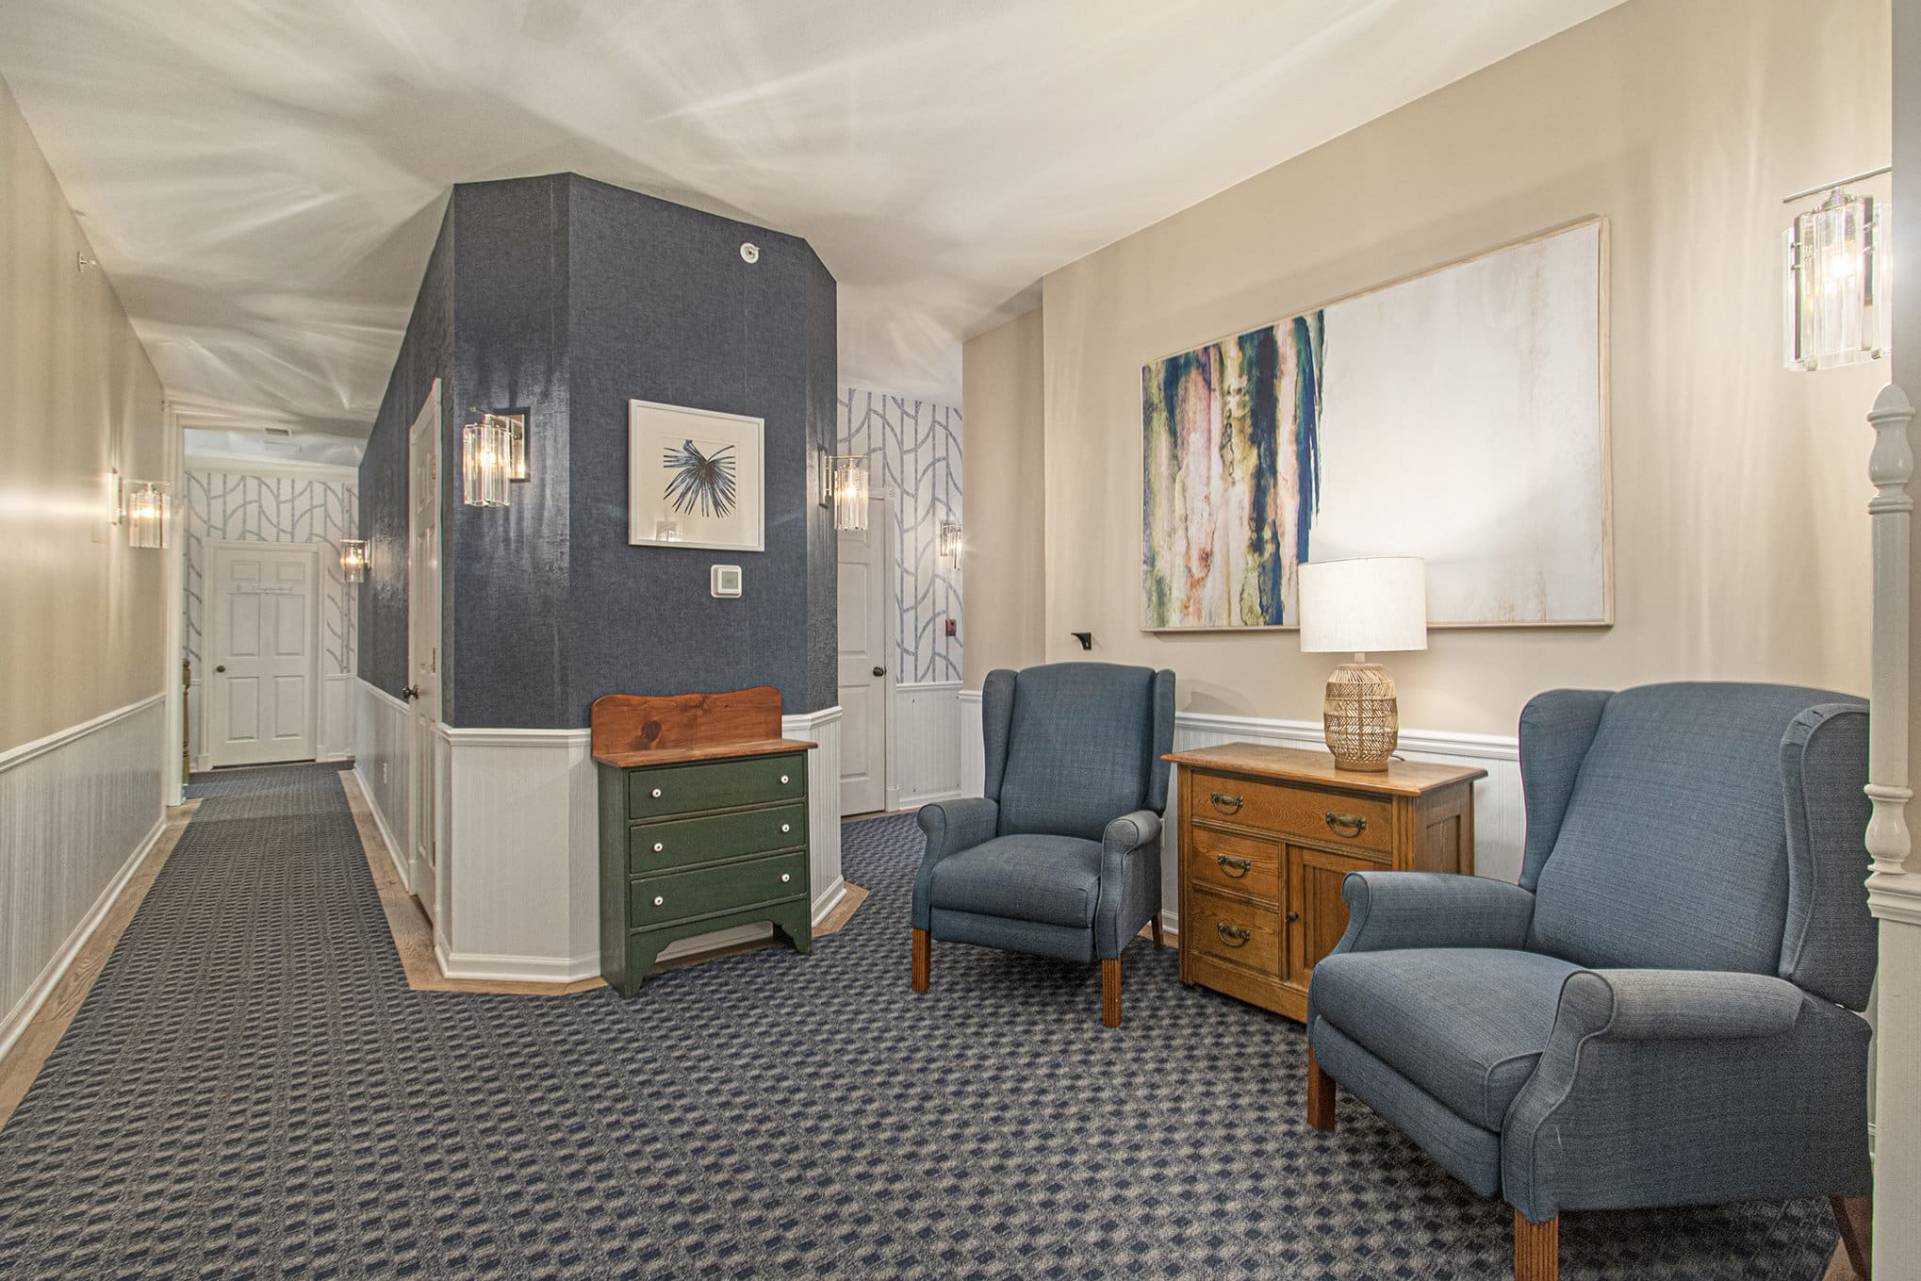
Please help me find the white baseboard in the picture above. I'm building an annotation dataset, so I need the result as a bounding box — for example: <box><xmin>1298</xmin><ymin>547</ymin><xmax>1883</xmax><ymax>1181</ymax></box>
<box><xmin>352</xmin><ymin>762</ymin><xmax>411</xmax><ymax>892</ymax></box>
<box><xmin>813</xmin><ymin>876</ymin><xmax>848</xmax><ymax>925</ymax></box>
<box><xmin>0</xmin><ymin>813</ymin><xmax>166</xmax><ymax>1063</ymax></box>
<box><xmin>434</xmin><ymin>936</ymin><xmax>601</xmax><ymax>984</ymax></box>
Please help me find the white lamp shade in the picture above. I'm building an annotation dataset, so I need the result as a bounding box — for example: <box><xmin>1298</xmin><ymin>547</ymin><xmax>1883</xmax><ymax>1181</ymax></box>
<box><xmin>1299</xmin><ymin>556</ymin><xmax>1428</xmax><ymax>654</ymax></box>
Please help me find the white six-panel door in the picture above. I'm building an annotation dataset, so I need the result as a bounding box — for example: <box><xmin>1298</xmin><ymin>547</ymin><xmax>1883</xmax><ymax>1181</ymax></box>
<box><xmin>208</xmin><ymin>543</ymin><xmax>319</xmax><ymax>768</ymax></box>
<box><xmin>838</xmin><ymin>496</ymin><xmax>890</xmax><ymax>816</ymax></box>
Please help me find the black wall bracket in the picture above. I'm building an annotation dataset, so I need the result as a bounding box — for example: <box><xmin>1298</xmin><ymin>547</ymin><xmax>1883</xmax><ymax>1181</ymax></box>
<box><xmin>1070</xmin><ymin>631</ymin><xmax>1093</xmax><ymax>651</ymax></box>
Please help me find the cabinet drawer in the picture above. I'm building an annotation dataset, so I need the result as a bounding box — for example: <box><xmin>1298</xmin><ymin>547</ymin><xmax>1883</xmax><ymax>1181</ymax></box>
<box><xmin>629</xmin><ymin>803</ymin><xmax>805</xmax><ymax>874</ymax></box>
<box><xmin>1188</xmin><ymin>826</ymin><xmax>1281</xmax><ymax>903</ymax></box>
<box><xmin>1192</xmin><ymin>775</ymin><xmax>1392</xmax><ymax>855</ymax></box>
<box><xmin>1187</xmin><ymin>890</ymin><xmax>1282</xmax><ymax>976</ymax></box>
<box><xmin>630</xmin><ymin>850</ymin><xmax>808</xmax><ymax>924</ymax></box>
<box><xmin>628</xmin><ymin>755</ymin><xmax>805</xmax><ymax>820</ymax></box>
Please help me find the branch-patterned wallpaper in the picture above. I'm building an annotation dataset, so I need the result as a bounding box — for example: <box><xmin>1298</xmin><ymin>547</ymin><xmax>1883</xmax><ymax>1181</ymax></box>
<box><xmin>837</xmin><ymin>387</ymin><xmax>962</xmax><ymax>684</ymax></box>
<box><xmin>184</xmin><ymin>469</ymin><xmax>359</xmax><ymax>679</ymax></box>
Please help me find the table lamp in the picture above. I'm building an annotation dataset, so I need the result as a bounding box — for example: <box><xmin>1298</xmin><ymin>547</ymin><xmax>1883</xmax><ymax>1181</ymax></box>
<box><xmin>1298</xmin><ymin>556</ymin><xmax>1428</xmax><ymax>771</ymax></box>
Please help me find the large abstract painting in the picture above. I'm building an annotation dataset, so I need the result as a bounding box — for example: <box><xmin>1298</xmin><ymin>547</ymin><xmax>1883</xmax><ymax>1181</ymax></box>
<box><xmin>1143</xmin><ymin>218</ymin><xmax>1610</xmax><ymax>629</ymax></box>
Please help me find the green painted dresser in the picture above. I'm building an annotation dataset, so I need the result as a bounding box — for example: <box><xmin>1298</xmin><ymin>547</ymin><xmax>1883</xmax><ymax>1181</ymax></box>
<box><xmin>591</xmin><ymin>687</ymin><xmax>815</xmax><ymax>995</ymax></box>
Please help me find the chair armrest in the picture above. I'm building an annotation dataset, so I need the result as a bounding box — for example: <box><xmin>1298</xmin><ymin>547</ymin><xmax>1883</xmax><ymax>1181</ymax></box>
<box><xmin>1334</xmin><ymin>872</ymin><xmax>1536</xmax><ymax>955</ymax></box>
<box><xmin>1102</xmin><ymin>810</ymin><xmax>1161</xmax><ymax>860</ymax></box>
<box><xmin>1096</xmin><ymin>810</ymin><xmax>1164</xmax><ymax>958</ymax></box>
<box><xmin>912</xmin><ymin>797</ymin><xmax>999</xmax><ymax>932</ymax></box>
<box><xmin>917</xmin><ymin>797</ymin><xmax>999</xmax><ymax>862</ymax></box>
<box><xmin>1553</xmin><ymin>969</ymin><xmax>1806</xmax><ymax>1042</ymax></box>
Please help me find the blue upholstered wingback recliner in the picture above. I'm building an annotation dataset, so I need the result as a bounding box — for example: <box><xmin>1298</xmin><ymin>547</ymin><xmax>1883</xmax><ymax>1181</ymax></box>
<box><xmin>1305</xmin><ymin>683</ymin><xmax>1875</xmax><ymax>1281</ymax></box>
<box><xmin>910</xmin><ymin>662</ymin><xmax>1176</xmax><ymax>1026</ymax></box>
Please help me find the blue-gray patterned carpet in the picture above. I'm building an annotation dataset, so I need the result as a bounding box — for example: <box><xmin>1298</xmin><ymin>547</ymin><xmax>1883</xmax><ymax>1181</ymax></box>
<box><xmin>0</xmin><ymin>763</ymin><xmax>1839</xmax><ymax>1279</ymax></box>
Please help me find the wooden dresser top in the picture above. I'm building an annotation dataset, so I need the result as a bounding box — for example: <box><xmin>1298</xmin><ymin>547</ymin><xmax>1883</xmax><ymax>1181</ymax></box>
<box><xmin>589</xmin><ymin>686</ymin><xmax>814</xmax><ymax>769</ymax></box>
<box><xmin>1163</xmin><ymin>741</ymin><xmax>1485</xmax><ymax>796</ymax></box>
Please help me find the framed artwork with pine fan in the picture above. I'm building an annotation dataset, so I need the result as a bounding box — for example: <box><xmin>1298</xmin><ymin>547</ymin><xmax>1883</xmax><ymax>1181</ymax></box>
<box><xmin>627</xmin><ymin>399</ymin><xmax>765</xmax><ymax>552</ymax></box>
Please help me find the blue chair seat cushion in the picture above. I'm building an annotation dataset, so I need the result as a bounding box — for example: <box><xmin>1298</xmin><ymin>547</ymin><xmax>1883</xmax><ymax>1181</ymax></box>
<box><xmin>1311</xmin><ymin>947</ymin><xmax>1581</xmax><ymax>1129</ymax></box>
<box><xmin>927</xmin><ymin>834</ymin><xmax>1103</xmax><ymax>928</ymax></box>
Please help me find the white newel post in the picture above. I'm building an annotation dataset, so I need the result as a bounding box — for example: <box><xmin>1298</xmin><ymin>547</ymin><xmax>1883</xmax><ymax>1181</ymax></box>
<box><xmin>1865</xmin><ymin>384</ymin><xmax>1920</xmax><ymax>1278</ymax></box>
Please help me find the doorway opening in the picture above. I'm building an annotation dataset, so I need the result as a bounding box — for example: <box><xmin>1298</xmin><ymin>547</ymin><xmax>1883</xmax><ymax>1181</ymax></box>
<box><xmin>838</xmin><ymin>493</ymin><xmax>895</xmax><ymax>817</ymax></box>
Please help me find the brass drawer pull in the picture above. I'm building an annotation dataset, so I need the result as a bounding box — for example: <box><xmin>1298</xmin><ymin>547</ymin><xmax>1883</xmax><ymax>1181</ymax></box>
<box><xmin>780</xmin><ymin>774</ymin><xmax>791</xmax><ymax>785</ymax></box>
<box><xmin>1215</xmin><ymin>922</ymin><xmax>1252</xmax><ymax>947</ymax></box>
<box><xmin>653</xmin><ymin>842</ymin><xmax>665</xmax><ymax>853</ymax></box>
<box><xmin>781</xmin><ymin>873</ymin><xmax>792</xmax><ymax>884</ymax></box>
<box><xmin>1215</xmin><ymin>854</ymin><xmax>1252</xmax><ymax>878</ymax></box>
<box><xmin>781</xmin><ymin>823</ymin><xmax>792</xmax><ymax>834</ymax></box>
<box><xmin>1325</xmin><ymin>811</ymin><xmax>1368</xmax><ymax>838</ymax></box>
<box><xmin>1209</xmin><ymin>791</ymin><xmax>1244</xmax><ymax>815</ymax></box>
<box><xmin>651</xmin><ymin>787</ymin><xmax>663</xmax><ymax>799</ymax></box>
<box><xmin>652</xmin><ymin>895</ymin><xmax>665</xmax><ymax>907</ymax></box>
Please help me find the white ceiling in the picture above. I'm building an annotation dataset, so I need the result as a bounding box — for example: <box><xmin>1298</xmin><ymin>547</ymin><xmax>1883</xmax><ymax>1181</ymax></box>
<box><xmin>1</xmin><ymin>0</ymin><xmax>1625</xmax><ymax>453</ymax></box>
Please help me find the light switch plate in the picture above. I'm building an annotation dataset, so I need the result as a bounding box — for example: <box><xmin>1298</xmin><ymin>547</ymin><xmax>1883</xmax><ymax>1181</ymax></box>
<box><xmin>711</xmin><ymin>564</ymin><xmax>742</xmax><ymax>597</ymax></box>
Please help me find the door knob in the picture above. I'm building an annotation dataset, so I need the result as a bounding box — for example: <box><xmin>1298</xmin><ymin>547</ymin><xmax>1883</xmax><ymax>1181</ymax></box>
<box><xmin>872</xmin><ymin>665</ymin><xmax>886</xmax><ymax>677</ymax></box>
<box><xmin>215</xmin><ymin>665</ymin><xmax>226</xmax><ymax>673</ymax></box>
<box><xmin>402</xmin><ymin>685</ymin><xmax>421</xmax><ymax>701</ymax></box>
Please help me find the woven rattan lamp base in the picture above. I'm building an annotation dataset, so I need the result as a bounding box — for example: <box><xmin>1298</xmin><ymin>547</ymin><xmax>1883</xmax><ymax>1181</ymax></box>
<box><xmin>1323</xmin><ymin>662</ymin><xmax>1399</xmax><ymax>771</ymax></box>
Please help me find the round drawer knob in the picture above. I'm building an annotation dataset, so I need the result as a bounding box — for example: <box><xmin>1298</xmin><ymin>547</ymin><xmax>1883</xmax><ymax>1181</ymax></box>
<box><xmin>781</xmin><ymin>873</ymin><xmax>791</xmax><ymax>883</ymax></box>
<box><xmin>651</xmin><ymin>787</ymin><xmax>662</xmax><ymax>798</ymax></box>
<box><xmin>781</xmin><ymin>823</ymin><xmax>791</xmax><ymax>833</ymax></box>
<box><xmin>653</xmin><ymin>895</ymin><xmax>665</xmax><ymax>907</ymax></box>
<box><xmin>779</xmin><ymin>774</ymin><xmax>790</xmax><ymax>785</ymax></box>
<box><xmin>653</xmin><ymin>842</ymin><xmax>664</xmax><ymax>853</ymax></box>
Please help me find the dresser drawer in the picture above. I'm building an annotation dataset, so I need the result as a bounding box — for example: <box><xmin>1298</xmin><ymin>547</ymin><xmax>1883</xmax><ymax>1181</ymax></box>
<box><xmin>627</xmin><ymin>755</ymin><xmax>805</xmax><ymax>820</ymax></box>
<box><xmin>630</xmin><ymin>850</ymin><xmax>807</xmax><ymax>924</ymax></box>
<box><xmin>1187</xmin><ymin>889</ymin><xmax>1282</xmax><ymax>976</ymax></box>
<box><xmin>1188</xmin><ymin>826</ymin><xmax>1281</xmax><ymax>903</ymax></box>
<box><xmin>629</xmin><ymin>803</ymin><xmax>805</xmax><ymax>874</ymax></box>
<box><xmin>1192</xmin><ymin>775</ymin><xmax>1392</xmax><ymax>856</ymax></box>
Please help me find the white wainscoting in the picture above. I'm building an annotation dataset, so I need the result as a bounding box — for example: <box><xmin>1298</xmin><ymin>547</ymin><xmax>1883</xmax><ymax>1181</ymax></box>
<box><xmin>352</xmin><ymin>679</ymin><xmax>411</xmax><ymax>891</ymax></box>
<box><xmin>437</xmin><ymin>726</ymin><xmax>598</xmax><ymax>982</ymax></box>
<box><xmin>0</xmin><ymin>694</ymin><xmax>166</xmax><ymax>1059</ymax></box>
<box><xmin>952</xmin><ymin>689</ymin><xmax>1524</xmax><ymax>935</ymax></box>
<box><xmin>959</xmin><ymin>688</ymin><xmax>984</xmax><ymax>798</ymax></box>
<box><xmin>352</xmin><ymin>696</ymin><xmax>847</xmax><ymax>983</ymax></box>
<box><xmin>895</xmin><ymin>681</ymin><xmax>962</xmax><ymax>806</ymax></box>
<box><xmin>319</xmin><ymin>673</ymin><xmax>356</xmax><ymax>761</ymax></box>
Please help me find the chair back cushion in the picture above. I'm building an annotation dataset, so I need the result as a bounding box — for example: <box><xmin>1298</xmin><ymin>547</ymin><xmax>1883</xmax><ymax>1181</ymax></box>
<box><xmin>1526</xmin><ymin>682</ymin><xmax>1860</xmax><ymax>976</ymax></box>
<box><xmin>990</xmin><ymin>662</ymin><xmax>1173</xmax><ymax>841</ymax></box>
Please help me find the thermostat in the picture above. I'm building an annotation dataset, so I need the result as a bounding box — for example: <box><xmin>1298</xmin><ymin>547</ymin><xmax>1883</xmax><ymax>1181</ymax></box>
<box><xmin>711</xmin><ymin>564</ymin><xmax>742</xmax><ymax>597</ymax></box>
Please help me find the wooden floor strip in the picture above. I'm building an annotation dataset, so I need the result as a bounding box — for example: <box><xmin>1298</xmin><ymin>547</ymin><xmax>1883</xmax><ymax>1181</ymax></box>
<box><xmin>0</xmin><ymin>800</ymin><xmax>201</xmax><ymax>1134</ymax></box>
<box><xmin>338</xmin><ymin>770</ymin><xmax>870</xmax><ymax>996</ymax></box>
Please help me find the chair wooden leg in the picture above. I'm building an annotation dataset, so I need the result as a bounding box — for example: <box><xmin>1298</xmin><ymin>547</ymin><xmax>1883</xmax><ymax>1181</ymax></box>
<box><xmin>1514</xmin><ymin>1210</ymin><xmax>1558</xmax><ymax>1281</ymax></box>
<box><xmin>1831</xmin><ymin>1194</ymin><xmax>1872</xmax><ymax>1280</ymax></box>
<box><xmin>1306</xmin><ymin>1049</ymin><xmax>1336</xmax><ymax>1131</ymax></box>
<box><xmin>1101</xmin><ymin>957</ymin><xmax>1122</xmax><ymax>1027</ymax></box>
<box><xmin>911</xmin><ymin>927</ymin><xmax>929</xmax><ymax>992</ymax></box>
<box><xmin>1150</xmin><ymin>912</ymin><xmax>1165</xmax><ymax>950</ymax></box>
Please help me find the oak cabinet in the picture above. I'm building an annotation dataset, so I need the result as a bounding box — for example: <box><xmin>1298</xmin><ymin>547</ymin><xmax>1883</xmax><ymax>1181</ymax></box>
<box><xmin>1165</xmin><ymin>742</ymin><xmax>1486</xmax><ymax>1022</ymax></box>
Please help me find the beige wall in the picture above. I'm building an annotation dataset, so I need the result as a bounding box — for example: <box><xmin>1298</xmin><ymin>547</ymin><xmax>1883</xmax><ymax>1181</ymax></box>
<box><xmin>960</xmin><ymin>305</ymin><xmax>1047</xmax><ymax>686</ymax></box>
<box><xmin>0</xmin><ymin>73</ymin><xmax>170</xmax><ymax>752</ymax></box>
<box><xmin>965</xmin><ymin>0</ymin><xmax>1889</xmax><ymax>734</ymax></box>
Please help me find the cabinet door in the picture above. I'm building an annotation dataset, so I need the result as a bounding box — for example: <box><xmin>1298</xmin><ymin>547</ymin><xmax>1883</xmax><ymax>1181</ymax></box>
<box><xmin>1285</xmin><ymin>846</ymin><xmax>1379</xmax><ymax>988</ymax></box>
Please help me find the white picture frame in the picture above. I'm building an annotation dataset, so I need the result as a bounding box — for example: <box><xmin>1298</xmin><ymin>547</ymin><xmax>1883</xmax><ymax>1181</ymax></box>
<box><xmin>628</xmin><ymin>399</ymin><xmax>765</xmax><ymax>552</ymax></box>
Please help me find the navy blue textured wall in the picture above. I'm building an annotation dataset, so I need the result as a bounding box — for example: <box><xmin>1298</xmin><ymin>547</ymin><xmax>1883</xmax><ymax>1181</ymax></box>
<box><xmin>358</xmin><ymin>174</ymin><xmax>836</xmax><ymax>726</ymax></box>
<box><xmin>357</xmin><ymin>200</ymin><xmax>453</xmax><ymax>698</ymax></box>
<box><xmin>563</xmin><ymin>176</ymin><xmax>837</xmax><ymax>722</ymax></box>
<box><xmin>443</xmin><ymin>177</ymin><xmax>573</xmax><ymax>728</ymax></box>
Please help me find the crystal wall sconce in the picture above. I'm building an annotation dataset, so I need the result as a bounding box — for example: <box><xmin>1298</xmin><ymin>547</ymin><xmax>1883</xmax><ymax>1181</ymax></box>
<box><xmin>124</xmin><ymin>479</ymin><xmax>170</xmax><ymax>549</ymax></box>
<box><xmin>462</xmin><ymin>414</ymin><xmax>513</xmax><ymax>507</ymax></box>
<box><xmin>820</xmin><ymin>451</ymin><xmax>871</xmax><ymax>532</ymax></box>
<box><xmin>1784</xmin><ymin>166</ymin><xmax>1892</xmax><ymax>372</ymax></box>
<box><xmin>938</xmin><ymin>521</ymin><xmax>963</xmax><ymax>563</ymax></box>
<box><xmin>340</xmin><ymin>539</ymin><xmax>369</xmax><ymax>582</ymax></box>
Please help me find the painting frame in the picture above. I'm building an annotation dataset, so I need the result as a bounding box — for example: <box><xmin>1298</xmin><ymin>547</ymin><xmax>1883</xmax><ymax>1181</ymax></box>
<box><xmin>1140</xmin><ymin>215</ymin><xmax>1612</xmax><ymax>633</ymax></box>
<box><xmin>628</xmin><ymin>399</ymin><xmax>766</xmax><ymax>552</ymax></box>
